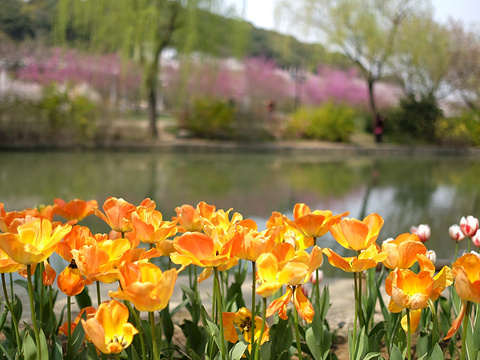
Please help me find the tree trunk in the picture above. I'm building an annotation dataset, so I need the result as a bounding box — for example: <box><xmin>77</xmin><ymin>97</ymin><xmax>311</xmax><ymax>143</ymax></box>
<box><xmin>147</xmin><ymin>81</ymin><xmax>158</xmax><ymax>139</ymax></box>
<box><xmin>367</xmin><ymin>76</ymin><xmax>378</xmax><ymax>116</ymax></box>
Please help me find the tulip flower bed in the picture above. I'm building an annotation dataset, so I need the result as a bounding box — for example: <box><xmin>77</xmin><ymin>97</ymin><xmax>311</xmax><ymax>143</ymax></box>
<box><xmin>0</xmin><ymin>197</ymin><xmax>479</xmax><ymax>360</ymax></box>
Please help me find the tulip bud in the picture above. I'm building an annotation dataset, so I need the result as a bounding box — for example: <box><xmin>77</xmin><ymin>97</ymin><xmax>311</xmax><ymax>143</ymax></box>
<box><xmin>411</xmin><ymin>224</ymin><xmax>431</xmax><ymax>243</ymax></box>
<box><xmin>460</xmin><ymin>216</ymin><xmax>479</xmax><ymax>237</ymax></box>
<box><xmin>310</xmin><ymin>270</ymin><xmax>324</xmax><ymax>285</ymax></box>
<box><xmin>426</xmin><ymin>250</ymin><xmax>436</xmax><ymax>264</ymax></box>
<box><xmin>472</xmin><ymin>229</ymin><xmax>480</xmax><ymax>247</ymax></box>
<box><xmin>449</xmin><ymin>224</ymin><xmax>465</xmax><ymax>242</ymax></box>
<box><xmin>300</xmin><ymin>283</ymin><xmax>311</xmax><ymax>298</ymax></box>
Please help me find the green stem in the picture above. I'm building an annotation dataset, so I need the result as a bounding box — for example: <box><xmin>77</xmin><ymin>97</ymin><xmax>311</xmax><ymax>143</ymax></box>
<box><xmin>406</xmin><ymin>309</ymin><xmax>411</xmax><ymax>360</ymax></box>
<box><xmin>149</xmin><ymin>311</ymin><xmax>160</xmax><ymax>360</ymax></box>
<box><xmin>124</xmin><ymin>301</ymin><xmax>147</xmax><ymax>360</ymax></box>
<box><xmin>358</xmin><ymin>269</ymin><xmax>364</xmax><ymax>328</ymax></box>
<box><xmin>314</xmin><ymin>237</ymin><xmax>321</xmax><ymax>306</ymax></box>
<box><xmin>96</xmin><ymin>281</ymin><xmax>102</xmax><ymax>306</ymax></box>
<box><xmin>1</xmin><ymin>273</ymin><xmax>21</xmax><ymax>349</ymax></box>
<box><xmin>39</xmin><ymin>262</ymin><xmax>44</xmax><ymax>328</ymax></box>
<box><xmin>468</xmin><ymin>237</ymin><xmax>472</xmax><ymax>253</ymax></box>
<box><xmin>214</xmin><ymin>267</ymin><xmax>226</xmax><ymax>360</ymax></box>
<box><xmin>454</xmin><ymin>242</ymin><xmax>459</xmax><ymax>263</ymax></box>
<box><xmin>460</xmin><ymin>301</ymin><xmax>472</xmax><ymax>360</ymax></box>
<box><xmin>9</xmin><ymin>273</ymin><xmax>13</xmax><ymax>302</ymax></box>
<box><xmin>115</xmin><ymin>354</ymin><xmax>121</xmax><ymax>360</ymax></box>
<box><xmin>293</xmin><ymin>287</ymin><xmax>304</xmax><ymax>360</ymax></box>
<box><xmin>67</xmin><ymin>296</ymin><xmax>72</xmax><ymax>357</ymax></box>
<box><xmin>27</xmin><ymin>264</ymin><xmax>42</xmax><ymax>360</ymax></box>
<box><xmin>253</xmin><ymin>297</ymin><xmax>267</xmax><ymax>360</ymax></box>
<box><xmin>251</xmin><ymin>261</ymin><xmax>256</xmax><ymax>360</ymax></box>
<box><xmin>353</xmin><ymin>272</ymin><xmax>359</xmax><ymax>340</ymax></box>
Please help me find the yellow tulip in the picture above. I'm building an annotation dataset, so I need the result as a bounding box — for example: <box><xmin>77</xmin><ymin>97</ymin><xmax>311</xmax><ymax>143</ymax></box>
<box><xmin>81</xmin><ymin>300</ymin><xmax>138</xmax><ymax>354</ymax></box>
<box><xmin>329</xmin><ymin>213</ymin><xmax>384</xmax><ymax>251</ymax></box>
<box><xmin>109</xmin><ymin>261</ymin><xmax>177</xmax><ymax>312</ymax></box>
<box><xmin>0</xmin><ymin>218</ymin><xmax>71</xmax><ymax>265</ymax></box>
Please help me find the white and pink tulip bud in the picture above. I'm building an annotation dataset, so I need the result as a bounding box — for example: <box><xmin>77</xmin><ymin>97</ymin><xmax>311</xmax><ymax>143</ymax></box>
<box><xmin>426</xmin><ymin>250</ymin><xmax>436</xmax><ymax>264</ymax></box>
<box><xmin>411</xmin><ymin>224</ymin><xmax>431</xmax><ymax>243</ymax></box>
<box><xmin>449</xmin><ymin>224</ymin><xmax>465</xmax><ymax>242</ymax></box>
<box><xmin>460</xmin><ymin>216</ymin><xmax>479</xmax><ymax>237</ymax></box>
<box><xmin>310</xmin><ymin>270</ymin><xmax>324</xmax><ymax>285</ymax></box>
<box><xmin>472</xmin><ymin>229</ymin><xmax>480</xmax><ymax>247</ymax></box>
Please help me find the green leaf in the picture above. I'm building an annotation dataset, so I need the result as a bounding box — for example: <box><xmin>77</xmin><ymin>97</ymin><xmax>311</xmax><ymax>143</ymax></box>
<box><xmin>228</xmin><ymin>341</ymin><xmax>248</xmax><ymax>360</ymax></box>
<box><xmin>22</xmin><ymin>332</ymin><xmax>36</xmax><ymax>360</ymax></box>
<box><xmin>161</xmin><ymin>307</ymin><xmax>174</xmax><ymax>344</ymax></box>
<box><xmin>187</xmin><ymin>348</ymin><xmax>203</xmax><ymax>360</ymax></box>
<box><xmin>51</xmin><ymin>335</ymin><xmax>63</xmax><ymax>360</ymax></box>
<box><xmin>38</xmin><ymin>329</ymin><xmax>49</xmax><ymax>360</ymax></box>
<box><xmin>0</xmin><ymin>342</ymin><xmax>15</xmax><ymax>360</ymax></box>
<box><xmin>428</xmin><ymin>343</ymin><xmax>444</xmax><ymax>360</ymax></box>
<box><xmin>389</xmin><ymin>344</ymin><xmax>403</xmax><ymax>360</ymax></box>
<box><xmin>75</xmin><ymin>286</ymin><xmax>92</xmax><ymax>310</ymax></box>
<box><xmin>67</xmin><ymin>318</ymin><xmax>86</xmax><ymax>360</ymax></box>
<box><xmin>363</xmin><ymin>352</ymin><xmax>381</xmax><ymax>360</ymax></box>
<box><xmin>306</xmin><ymin>327</ymin><xmax>321</xmax><ymax>360</ymax></box>
<box><xmin>86</xmin><ymin>342</ymin><xmax>100</xmax><ymax>360</ymax></box>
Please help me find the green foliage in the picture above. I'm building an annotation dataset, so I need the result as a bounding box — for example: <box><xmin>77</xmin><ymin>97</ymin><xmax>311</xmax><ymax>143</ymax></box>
<box><xmin>436</xmin><ymin>109</ymin><xmax>480</xmax><ymax>147</ymax></box>
<box><xmin>0</xmin><ymin>83</ymin><xmax>101</xmax><ymax>144</ymax></box>
<box><xmin>182</xmin><ymin>97</ymin><xmax>236</xmax><ymax>139</ymax></box>
<box><xmin>39</xmin><ymin>84</ymin><xmax>99</xmax><ymax>138</ymax></box>
<box><xmin>288</xmin><ymin>102</ymin><xmax>356</xmax><ymax>142</ymax></box>
<box><xmin>388</xmin><ymin>94</ymin><xmax>443</xmax><ymax>143</ymax></box>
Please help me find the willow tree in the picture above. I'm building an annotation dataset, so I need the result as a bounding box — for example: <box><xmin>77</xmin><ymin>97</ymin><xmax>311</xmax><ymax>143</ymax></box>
<box><xmin>55</xmin><ymin>0</ymin><xmax>245</xmax><ymax>138</ymax></box>
<box><xmin>390</xmin><ymin>14</ymin><xmax>452</xmax><ymax>101</ymax></box>
<box><xmin>277</xmin><ymin>0</ymin><xmax>424</xmax><ymax>116</ymax></box>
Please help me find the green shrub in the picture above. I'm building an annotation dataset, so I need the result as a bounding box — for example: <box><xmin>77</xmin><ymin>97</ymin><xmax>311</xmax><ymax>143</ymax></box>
<box><xmin>388</xmin><ymin>94</ymin><xmax>443</xmax><ymax>143</ymax></box>
<box><xmin>288</xmin><ymin>102</ymin><xmax>356</xmax><ymax>142</ymax></box>
<box><xmin>436</xmin><ymin>110</ymin><xmax>480</xmax><ymax>147</ymax></box>
<box><xmin>39</xmin><ymin>84</ymin><xmax>99</xmax><ymax>140</ymax></box>
<box><xmin>0</xmin><ymin>83</ymin><xmax>100</xmax><ymax>144</ymax></box>
<box><xmin>182</xmin><ymin>97</ymin><xmax>236</xmax><ymax>139</ymax></box>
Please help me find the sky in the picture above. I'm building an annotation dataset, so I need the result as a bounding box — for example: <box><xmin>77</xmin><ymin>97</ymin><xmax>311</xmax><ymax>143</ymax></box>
<box><xmin>236</xmin><ymin>0</ymin><xmax>480</xmax><ymax>42</ymax></box>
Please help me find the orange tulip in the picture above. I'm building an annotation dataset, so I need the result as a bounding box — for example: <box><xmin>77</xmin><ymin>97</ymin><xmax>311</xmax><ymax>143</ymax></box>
<box><xmin>131</xmin><ymin>205</ymin><xmax>178</xmax><ymax>245</ymax></box>
<box><xmin>170</xmin><ymin>229</ymin><xmax>242</xmax><ymax>272</ymax></box>
<box><xmin>385</xmin><ymin>255</ymin><xmax>452</xmax><ymax>334</ymax></box>
<box><xmin>256</xmin><ymin>246</ymin><xmax>322</xmax><ymax>323</ymax></box>
<box><xmin>0</xmin><ymin>217</ymin><xmax>71</xmax><ymax>265</ymax></box>
<box><xmin>54</xmin><ymin>198</ymin><xmax>98</xmax><ymax>221</ymax></box>
<box><xmin>382</xmin><ymin>233</ymin><xmax>427</xmax><ymax>270</ymax></box>
<box><xmin>173</xmin><ymin>204</ymin><xmax>203</xmax><ymax>232</ymax></box>
<box><xmin>56</xmin><ymin>225</ymin><xmax>95</xmax><ymax>262</ymax></box>
<box><xmin>323</xmin><ymin>245</ymin><xmax>387</xmax><ymax>273</ymax></box>
<box><xmin>59</xmin><ymin>306</ymin><xmax>96</xmax><ymax>337</ymax></box>
<box><xmin>291</xmin><ymin>203</ymin><xmax>349</xmax><ymax>239</ymax></box>
<box><xmin>0</xmin><ymin>206</ymin><xmax>41</xmax><ymax>233</ymax></box>
<box><xmin>95</xmin><ymin>197</ymin><xmax>136</xmax><ymax>233</ymax></box>
<box><xmin>223</xmin><ymin>307</ymin><xmax>269</xmax><ymax>347</ymax></box>
<box><xmin>57</xmin><ymin>261</ymin><xmax>85</xmax><ymax>297</ymax></box>
<box><xmin>445</xmin><ymin>253</ymin><xmax>480</xmax><ymax>339</ymax></box>
<box><xmin>236</xmin><ymin>226</ymin><xmax>280</xmax><ymax>262</ymax></box>
<box><xmin>71</xmin><ymin>238</ymin><xmax>131</xmax><ymax>285</ymax></box>
<box><xmin>266</xmin><ymin>211</ymin><xmax>311</xmax><ymax>249</ymax></box>
<box><xmin>81</xmin><ymin>300</ymin><xmax>138</xmax><ymax>354</ymax></box>
<box><xmin>0</xmin><ymin>248</ymin><xmax>22</xmax><ymax>274</ymax></box>
<box><xmin>109</xmin><ymin>261</ymin><xmax>177</xmax><ymax>312</ymax></box>
<box><xmin>329</xmin><ymin>213</ymin><xmax>384</xmax><ymax>251</ymax></box>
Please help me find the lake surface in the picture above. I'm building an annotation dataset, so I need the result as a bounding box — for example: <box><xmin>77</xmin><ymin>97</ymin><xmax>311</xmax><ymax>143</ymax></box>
<box><xmin>1</xmin><ymin>150</ymin><xmax>479</xmax><ymax>277</ymax></box>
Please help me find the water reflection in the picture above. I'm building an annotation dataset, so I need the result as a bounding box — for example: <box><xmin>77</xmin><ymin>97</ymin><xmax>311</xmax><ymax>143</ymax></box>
<box><xmin>1</xmin><ymin>151</ymin><xmax>479</xmax><ymax>277</ymax></box>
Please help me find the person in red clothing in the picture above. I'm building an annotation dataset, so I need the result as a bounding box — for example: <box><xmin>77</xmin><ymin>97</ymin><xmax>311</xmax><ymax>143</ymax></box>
<box><xmin>373</xmin><ymin>114</ymin><xmax>385</xmax><ymax>143</ymax></box>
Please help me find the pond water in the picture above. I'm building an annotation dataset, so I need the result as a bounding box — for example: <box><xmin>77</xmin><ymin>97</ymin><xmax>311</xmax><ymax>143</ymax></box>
<box><xmin>1</xmin><ymin>150</ymin><xmax>479</xmax><ymax>278</ymax></box>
